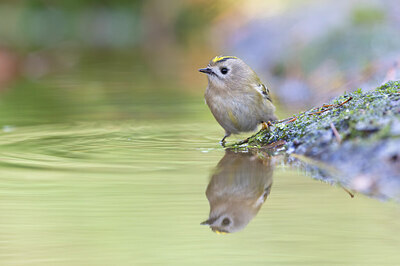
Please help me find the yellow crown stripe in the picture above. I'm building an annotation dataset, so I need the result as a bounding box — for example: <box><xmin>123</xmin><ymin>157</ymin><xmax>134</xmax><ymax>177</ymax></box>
<box><xmin>212</xmin><ymin>56</ymin><xmax>238</xmax><ymax>63</ymax></box>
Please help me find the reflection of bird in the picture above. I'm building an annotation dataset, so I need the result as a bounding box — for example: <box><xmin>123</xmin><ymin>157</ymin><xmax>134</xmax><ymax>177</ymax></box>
<box><xmin>201</xmin><ymin>150</ymin><xmax>273</xmax><ymax>234</ymax></box>
<box><xmin>199</xmin><ymin>56</ymin><xmax>277</xmax><ymax>145</ymax></box>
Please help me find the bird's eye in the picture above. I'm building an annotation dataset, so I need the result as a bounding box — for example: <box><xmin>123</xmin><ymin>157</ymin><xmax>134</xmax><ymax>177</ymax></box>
<box><xmin>222</xmin><ymin>218</ymin><xmax>230</xmax><ymax>226</ymax></box>
<box><xmin>220</xmin><ymin>67</ymin><xmax>228</xmax><ymax>75</ymax></box>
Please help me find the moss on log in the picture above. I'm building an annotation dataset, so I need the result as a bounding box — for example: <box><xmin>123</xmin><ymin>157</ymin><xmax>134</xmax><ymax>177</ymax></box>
<box><xmin>231</xmin><ymin>81</ymin><xmax>400</xmax><ymax>200</ymax></box>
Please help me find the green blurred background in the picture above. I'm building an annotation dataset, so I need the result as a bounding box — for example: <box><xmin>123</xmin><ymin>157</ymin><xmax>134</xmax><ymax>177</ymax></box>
<box><xmin>0</xmin><ymin>1</ymin><xmax>399</xmax><ymax>265</ymax></box>
<box><xmin>1</xmin><ymin>0</ymin><xmax>400</xmax><ymax>125</ymax></box>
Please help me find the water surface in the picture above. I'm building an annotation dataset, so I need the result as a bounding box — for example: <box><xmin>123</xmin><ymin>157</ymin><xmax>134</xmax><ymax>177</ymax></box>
<box><xmin>0</xmin><ymin>68</ymin><xmax>399</xmax><ymax>265</ymax></box>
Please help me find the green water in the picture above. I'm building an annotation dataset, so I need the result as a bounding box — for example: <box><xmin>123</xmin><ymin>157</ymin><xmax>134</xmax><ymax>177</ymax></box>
<box><xmin>0</xmin><ymin>68</ymin><xmax>399</xmax><ymax>265</ymax></box>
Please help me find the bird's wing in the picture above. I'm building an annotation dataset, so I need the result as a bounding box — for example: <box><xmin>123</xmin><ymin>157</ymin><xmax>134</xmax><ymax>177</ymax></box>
<box><xmin>255</xmin><ymin>83</ymin><xmax>272</xmax><ymax>102</ymax></box>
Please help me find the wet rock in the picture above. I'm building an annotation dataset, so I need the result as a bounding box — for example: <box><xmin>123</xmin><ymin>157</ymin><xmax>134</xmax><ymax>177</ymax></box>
<box><xmin>233</xmin><ymin>81</ymin><xmax>400</xmax><ymax>201</ymax></box>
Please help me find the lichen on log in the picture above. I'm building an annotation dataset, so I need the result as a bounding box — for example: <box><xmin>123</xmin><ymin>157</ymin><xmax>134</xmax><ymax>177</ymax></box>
<box><xmin>231</xmin><ymin>81</ymin><xmax>400</xmax><ymax>200</ymax></box>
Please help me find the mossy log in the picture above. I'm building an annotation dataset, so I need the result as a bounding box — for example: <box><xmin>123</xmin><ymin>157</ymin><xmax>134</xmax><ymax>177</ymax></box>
<box><xmin>231</xmin><ymin>81</ymin><xmax>400</xmax><ymax>200</ymax></box>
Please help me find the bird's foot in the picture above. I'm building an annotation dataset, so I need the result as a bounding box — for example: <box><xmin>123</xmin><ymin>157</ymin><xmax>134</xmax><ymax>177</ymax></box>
<box><xmin>220</xmin><ymin>135</ymin><xmax>228</xmax><ymax>147</ymax></box>
<box><xmin>261</xmin><ymin>121</ymin><xmax>273</xmax><ymax>130</ymax></box>
<box><xmin>219</xmin><ymin>139</ymin><xmax>226</xmax><ymax>147</ymax></box>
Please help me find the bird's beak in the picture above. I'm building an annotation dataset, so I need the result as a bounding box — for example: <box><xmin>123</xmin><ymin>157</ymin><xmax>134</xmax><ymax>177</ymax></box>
<box><xmin>198</xmin><ymin>67</ymin><xmax>213</xmax><ymax>75</ymax></box>
<box><xmin>200</xmin><ymin>219</ymin><xmax>211</xmax><ymax>225</ymax></box>
<box><xmin>200</xmin><ymin>217</ymin><xmax>217</xmax><ymax>225</ymax></box>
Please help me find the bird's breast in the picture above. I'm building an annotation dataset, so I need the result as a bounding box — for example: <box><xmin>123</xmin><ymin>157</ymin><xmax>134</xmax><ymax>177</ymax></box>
<box><xmin>205</xmin><ymin>87</ymin><xmax>261</xmax><ymax>133</ymax></box>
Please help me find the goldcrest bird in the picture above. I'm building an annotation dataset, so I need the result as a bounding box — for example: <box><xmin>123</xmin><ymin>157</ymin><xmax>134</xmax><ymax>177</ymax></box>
<box><xmin>201</xmin><ymin>150</ymin><xmax>273</xmax><ymax>234</ymax></box>
<box><xmin>199</xmin><ymin>56</ymin><xmax>277</xmax><ymax>144</ymax></box>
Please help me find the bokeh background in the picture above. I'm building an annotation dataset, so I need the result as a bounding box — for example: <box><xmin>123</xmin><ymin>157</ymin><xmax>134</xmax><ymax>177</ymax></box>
<box><xmin>0</xmin><ymin>1</ymin><xmax>400</xmax><ymax>265</ymax></box>
<box><xmin>1</xmin><ymin>0</ymin><xmax>400</xmax><ymax>126</ymax></box>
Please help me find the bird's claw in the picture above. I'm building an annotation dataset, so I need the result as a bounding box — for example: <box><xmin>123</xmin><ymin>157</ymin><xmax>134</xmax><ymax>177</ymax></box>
<box><xmin>261</xmin><ymin>121</ymin><xmax>273</xmax><ymax>130</ymax></box>
<box><xmin>261</xmin><ymin>122</ymin><xmax>269</xmax><ymax>130</ymax></box>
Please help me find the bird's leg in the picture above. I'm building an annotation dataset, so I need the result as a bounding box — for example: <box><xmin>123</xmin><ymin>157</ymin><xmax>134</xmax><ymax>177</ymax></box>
<box><xmin>220</xmin><ymin>132</ymin><xmax>231</xmax><ymax>147</ymax></box>
<box><xmin>220</xmin><ymin>137</ymin><xmax>227</xmax><ymax>147</ymax></box>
